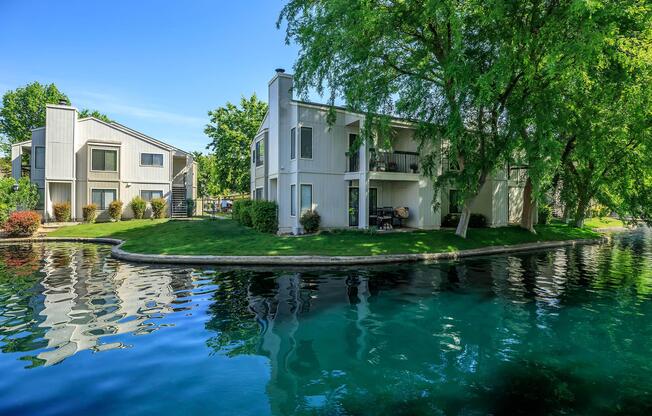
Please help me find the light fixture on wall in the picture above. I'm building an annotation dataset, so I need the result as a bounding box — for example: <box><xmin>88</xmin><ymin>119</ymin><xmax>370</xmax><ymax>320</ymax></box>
<box><xmin>11</xmin><ymin>183</ymin><xmax>19</xmax><ymax>192</ymax></box>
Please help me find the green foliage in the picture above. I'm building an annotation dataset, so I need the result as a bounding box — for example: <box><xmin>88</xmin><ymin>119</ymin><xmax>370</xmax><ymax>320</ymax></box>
<box><xmin>232</xmin><ymin>199</ymin><xmax>253</xmax><ymax>227</ymax></box>
<box><xmin>0</xmin><ymin>177</ymin><xmax>39</xmax><ymax>225</ymax></box>
<box><xmin>205</xmin><ymin>94</ymin><xmax>267</xmax><ymax>194</ymax></box>
<box><xmin>441</xmin><ymin>213</ymin><xmax>487</xmax><ymax>228</ymax></box>
<box><xmin>300</xmin><ymin>210</ymin><xmax>321</xmax><ymax>233</ymax></box>
<box><xmin>251</xmin><ymin>200</ymin><xmax>278</xmax><ymax>233</ymax></box>
<box><xmin>130</xmin><ymin>196</ymin><xmax>146</xmax><ymax>219</ymax></box>
<box><xmin>192</xmin><ymin>152</ymin><xmax>219</xmax><ymax>197</ymax></box>
<box><xmin>279</xmin><ymin>0</ymin><xmax>585</xmax><ymax>237</ymax></box>
<box><xmin>150</xmin><ymin>197</ymin><xmax>167</xmax><ymax>219</ymax></box>
<box><xmin>0</xmin><ymin>82</ymin><xmax>69</xmax><ymax>154</ymax></box>
<box><xmin>52</xmin><ymin>202</ymin><xmax>71</xmax><ymax>222</ymax></box>
<box><xmin>538</xmin><ymin>205</ymin><xmax>553</xmax><ymax>225</ymax></box>
<box><xmin>78</xmin><ymin>109</ymin><xmax>113</xmax><ymax>123</ymax></box>
<box><xmin>108</xmin><ymin>200</ymin><xmax>123</xmax><ymax>221</ymax></box>
<box><xmin>82</xmin><ymin>204</ymin><xmax>97</xmax><ymax>223</ymax></box>
<box><xmin>4</xmin><ymin>211</ymin><xmax>41</xmax><ymax>236</ymax></box>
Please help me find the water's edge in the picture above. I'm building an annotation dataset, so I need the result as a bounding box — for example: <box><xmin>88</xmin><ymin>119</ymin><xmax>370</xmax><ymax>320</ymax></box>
<box><xmin>0</xmin><ymin>236</ymin><xmax>609</xmax><ymax>266</ymax></box>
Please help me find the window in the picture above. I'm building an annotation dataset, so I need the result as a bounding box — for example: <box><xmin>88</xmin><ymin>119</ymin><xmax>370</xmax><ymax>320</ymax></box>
<box><xmin>290</xmin><ymin>184</ymin><xmax>296</xmax><ymax>216</ymax></box>
<box><xmin>300</xmin><ymin>184</ymin><xmax>312</xmax><ymax>214</ymax></box>
<box><xmin>255</xmin><ymin>140</ymin><xmax>264</xmax><ymax>166</ymax></box>
<box><xmin>290</xmin><ymin>128</ymin><xmax>296</xmax><ymax>160</ymax></box>
<box><xmin>91</xmin><ymin>189</ymin><xmax>117</xmax><ymax>210</ymax></box>
<box><xmin>91</xmin><ymin>149</ymin><xmax>117</xmax><ymax>171</ymax></box>
<box><xmin>141</xmin><ymin>190</ymin><xmax>163</xmax><ymax>201</ymax></box>
<box><xmin>34</xmin><ymin>146</ymin><xmax>45</xmax><ymax>169</ymax></box>
<box><xmin>300</xmin><ymin>127</ymin><xmax>312</xmax><ymax>159</ymax></box>
<box><xmin>141</xmin><ymin>153</ymin><xmax>163</xmax><ymax>167</ymax></box>
<box><xmin>255</xmin><ymin>187</ymin><xmax>263</xmax><ymax>200</ymax></box>
<box><xmin>36</xmin><ymin>188</ymin><xmax>45</xmax><ymax>210</ymax></box>
<box><xmin>449</xmin><ymin>190</ymin><xmax>461</xmax><ymax>214</ymax></box>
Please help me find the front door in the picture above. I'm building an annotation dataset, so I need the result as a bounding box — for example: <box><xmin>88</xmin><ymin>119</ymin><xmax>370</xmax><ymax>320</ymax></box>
<box><xmin>368</xmin><ymin>188</ymin><xmax>377</xmax><ymax>225</ymax></box>
<box><xmin>348</xmin><ymin>187</ymin><xmax>359</xmax><ymax>226</ymax></box>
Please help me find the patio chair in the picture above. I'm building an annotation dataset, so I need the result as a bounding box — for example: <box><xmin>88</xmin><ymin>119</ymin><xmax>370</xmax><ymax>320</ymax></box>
<box><xmin>393</xmin><ymin>207</ymin><xmax>409</xmax><ymax>228</ymax></box>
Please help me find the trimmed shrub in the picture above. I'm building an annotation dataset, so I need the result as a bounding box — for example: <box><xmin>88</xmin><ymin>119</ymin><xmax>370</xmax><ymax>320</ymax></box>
<box><xmin>251</xmin><ymin>200</ymin><xmax>278</xmax><ymax>233</ymax></box>
<box><xmin>300</xmin><ymin>209</ymin><xmax>321</xmax><ymax>233</ymax></box>
<box><xmin>232</xmin><ymin>199</ymin><xmax>253</xmax><ymax>226</ymax></box>
<box><xmin>82</xmin><ymin>204</ymin><xmax>98</xmax><ymax>223</ymax></box>
<box><xmin>538</xmin><ymin>205</ymin><xmax>553</xmax><ymax>225</ymax></box>
<box><xmin>108</xmin><ymin>200</ymin><xmax>123</xmax><ymax>221</ymax></box>
<box><xmin>130</xmin><ymin>196</ymin><xmax>146</xmax><ymax>219</ymax></box>
<box><xmin>53</xmin><ymin>201</ymin><xmax>71</xmax><ymax>222</ymax></box>
<box><xmin>441</xmin><ymin>213</ymin><xmax>487</xmax><ymax>228</ymax></box>
<box><xmin>150</xmin><ymin>197</ymin><xmax>167</xmax><ymax>219</ymax></box>
<box><xmin>5</xmin><ymin>211</ymin><xmax>41</xmax><ymax>237</ymax></box>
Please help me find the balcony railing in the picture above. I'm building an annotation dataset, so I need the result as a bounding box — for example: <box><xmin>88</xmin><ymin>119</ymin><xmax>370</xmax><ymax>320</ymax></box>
<box><xmin>369</xmin><ymin>150</ymin><xmax>419</xmax><ymax>174</ymax></box>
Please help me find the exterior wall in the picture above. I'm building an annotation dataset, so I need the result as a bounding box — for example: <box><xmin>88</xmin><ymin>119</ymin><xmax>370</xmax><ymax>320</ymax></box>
<box><xmin>45</xmin><ymin>106</ymin><xmax>76</xmax><ymax>181</ymax></box>
<box><xmin>31</xmin><ymin>129</ymin><xmax>46</xmax><ymax>182</ymax></box>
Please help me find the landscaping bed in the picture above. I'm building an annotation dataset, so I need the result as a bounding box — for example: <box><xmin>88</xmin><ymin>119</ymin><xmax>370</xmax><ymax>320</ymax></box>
<box><xmin>47</xmin><ymin>218</ymin><xmax>601</xmax><ymax>257</ymax></box>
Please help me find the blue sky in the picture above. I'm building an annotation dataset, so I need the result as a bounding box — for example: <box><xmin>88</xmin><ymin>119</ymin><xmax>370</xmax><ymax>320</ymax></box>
<box><xmin>0</xmin><ymin>0</ymin><xmax>299</xmax><ymax>153</ymax></box>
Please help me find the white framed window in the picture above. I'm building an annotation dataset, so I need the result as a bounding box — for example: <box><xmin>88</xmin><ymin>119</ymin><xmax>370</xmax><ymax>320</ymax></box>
<box><xmin>290</xmin><ymin>184</ymin><xmax>296</xmax><ymax>216</ymax></box>
<box><xmin>255</xmin><ymin>140</ymin><xmax>264</xmax><ymax>166</ymax></box>
<box><xmin>300</xmin><ymin>126</ymin><xmax>312</xmax><ymax>159</ymax></box>
<box><xmin>91</xmin><ymin>189</ymin><xmax>117</xmax><ymax>210</ymax></box>
<box><xmin>34</xmin><ymin>146</ymin><xmax>45</xmax><ymax>169</ymax></box>
<box><xmin>91</xmin><ymin>149</ymin><xmax>118</xmax><ymax>171</ymax></box>
<box><xmin>300</xmin><ymin>184</ymin><xmax>312</xmax><ymax>214</ymax></box>
<box><xmin>290</xmin><ymin>127</ymin><xmax>296</xmax><ymax>160</ymax></box>
<box><xmin>140</xmin><ymin>153</ymin><xmax>163</xmax><ymax>167</ymax></box>
<box><xmin>141</xmin><ymin>190</ymin><xmax>164</xmax><ymax>201</ymax></box>
<box><xmin>255</xmin><ymin>187</ymin><xmax>263</xmax><ymax>200</ymax></box>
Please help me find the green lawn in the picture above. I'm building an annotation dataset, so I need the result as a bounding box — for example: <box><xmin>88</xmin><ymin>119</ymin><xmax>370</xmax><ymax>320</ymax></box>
<box><xmin>48</xmin><ymin>218</ymin><xmax>601</xmax><ymax>256</ymax></box>
<box><xmin>584</xmin><ymin>217</ymin><xmax>625</xmax><ymax>229</ymax></box>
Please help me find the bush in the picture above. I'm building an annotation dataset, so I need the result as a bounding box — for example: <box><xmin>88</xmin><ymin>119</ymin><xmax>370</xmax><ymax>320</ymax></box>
<box><xmin>4</xmin><ymin>211</ymin><xmax>41</xmax><ymax>237</ymax></box>
<box><xmin>82</xmin><ymin>204</ymin><xmax>98</xmax><ymax>223</ymax></box>
<box><xmin>232</xmin><ymin>199</ymin><xmax>253</xmax><ymax>226</ymax></box>
<box><xmin>52</xmin><ymin>201</ymin><xmax>71</xmax><ymax>222</ymax></box>
<box><xmin>300</xmin><ymin>209</ymin><xmax>321</xmax><ymax>233</ymax></box>
<box><xmin>0</xmin><ymin>177</ymin><xmax>39</xmax><ymax>225</ymax></box>
<box><xmin>130</xmin><ymin>196</ymin><xmax>146</xmax><ymax>219</ymax></box>
<box><xmin>108</xmin><ymin>200</ymin><xmax>123</xmax><ymax>221</ymax></box>
<box><xmin>538</xmin><ymin>205</ymin><xmax>553</xmax><ymax>225</ymax></box>
<box><xmin>251</xmin><ymin>200</ymin><xmax>278</xmax><ymax>233</ymax></box>
<box><xmin>441</xmin><ymin>213</ymin><xmax>487</xmax><ymax>228</ymax></box>
<box><xmin>150</xmin><ymin>197</ymin><xmax>167</xmax><ymax>219</ymax></box>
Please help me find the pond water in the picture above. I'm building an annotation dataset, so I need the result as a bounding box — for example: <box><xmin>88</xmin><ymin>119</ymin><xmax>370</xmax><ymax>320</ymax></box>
<box><xmin>1</xmin><ymin>230</ymin><xmax>651</xmax><ymax>415</ymax></box>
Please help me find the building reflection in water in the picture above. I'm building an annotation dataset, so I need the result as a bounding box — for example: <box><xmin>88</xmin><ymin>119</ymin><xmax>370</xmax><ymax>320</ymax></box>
<box><xmin>0</xmin><ymin>243</ymin><xmax>194</xmax><ymax>367</ymax></box>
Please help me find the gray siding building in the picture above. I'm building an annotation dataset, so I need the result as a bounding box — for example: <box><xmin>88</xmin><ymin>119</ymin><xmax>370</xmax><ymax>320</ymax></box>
<box><xmin>11</xmin><ymin>104</ymin><xmax>197</xmax><ymax>221</ymax></box>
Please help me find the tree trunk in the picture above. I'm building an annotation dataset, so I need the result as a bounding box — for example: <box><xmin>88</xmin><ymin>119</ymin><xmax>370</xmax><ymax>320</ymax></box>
<box><xmin>520</xmin><ymin>177</ymin><xmax>536</xmax><ymax>233</ymax></box>
<box><xmin>574</xmin><ymin>195</ymin><xmax>590</xmax><ymax>228</ymax></box>
<box><xmin>455</xmin><ymin>203</ymin><xmax>473</xmax><ymax>238</ymax></box>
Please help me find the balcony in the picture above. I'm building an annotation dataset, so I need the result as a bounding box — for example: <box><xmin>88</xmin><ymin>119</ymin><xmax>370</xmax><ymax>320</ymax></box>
<box><xmin>369</xmin><ymin>150</ymin><xmax>419</xmax><ymax>174</ymax></box>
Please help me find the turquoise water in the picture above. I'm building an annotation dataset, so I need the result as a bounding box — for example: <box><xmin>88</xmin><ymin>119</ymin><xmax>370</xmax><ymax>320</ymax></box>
<box><xmin>1</xmin><ymin>230</ymin><xmax>652</xmax><ymax>415</ymax></box>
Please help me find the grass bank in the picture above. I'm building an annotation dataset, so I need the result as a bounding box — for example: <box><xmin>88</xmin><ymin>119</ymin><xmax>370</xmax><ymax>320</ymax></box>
<box><xmin>48</xmin><ymin>218</ymin><xmax>601</xmax><ymax>256</ymax></box>
<box><xmin>584</xmin><ymin>217</ymin><xmax>625</xmax><ymax>229</ymax></box>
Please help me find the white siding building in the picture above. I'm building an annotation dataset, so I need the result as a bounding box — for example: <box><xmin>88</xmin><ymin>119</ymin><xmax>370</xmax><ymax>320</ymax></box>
<box><xmin>252</xmin><ymin>70</ymin><xmax>526</xmax><ymax>234</ymax></box>
<box><xmin>11</xmin><ymin>103</ymin><xmax>197</xmax><ymax>221</ymax></box>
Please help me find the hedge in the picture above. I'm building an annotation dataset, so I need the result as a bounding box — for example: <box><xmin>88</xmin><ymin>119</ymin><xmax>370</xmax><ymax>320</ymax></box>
<box><xmin>130</xmin><ymin>196</ymin><xmax>146</xmax><ymax>219</ymax></box>
<box><xmin>300</xmin><ymin>209</ymin><xmax>321</xmax><ymax>233</ymax></box>
<box><xmin>82</xmin><ymin>204</ymin><xmax>98</xmax><ymax>223</ymax></box>
<box><xmin>53</xmin><ymin>201</ymin><xmax>71</xmax><ymax>222</ymax></box>
<box><xmin>232</xmin><ymin>200</ymin><xmax>253</xmax><ymax>226</ymax></box>
<box><xmin>251</xmin><ymin>200</ymin><xmax>278</xmax><ymax>233</ymax></box>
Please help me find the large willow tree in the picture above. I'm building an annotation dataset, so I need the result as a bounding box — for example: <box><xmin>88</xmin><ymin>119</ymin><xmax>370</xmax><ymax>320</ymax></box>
<box><xmin>280</xmin><ymin>0</ymin><xmax>582</xmax><ymax>237</ymax></box>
